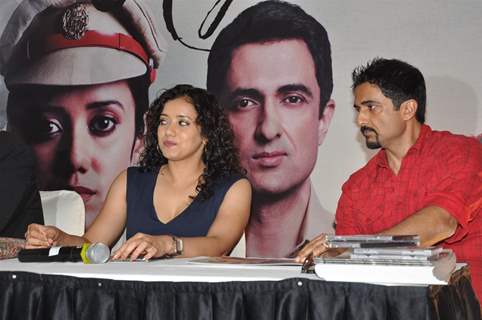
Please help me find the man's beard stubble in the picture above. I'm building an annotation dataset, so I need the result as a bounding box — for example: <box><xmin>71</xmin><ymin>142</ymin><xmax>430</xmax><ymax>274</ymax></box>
<box><xmin>360</xmin><ymin>125</ymin><xmax>381</xmax><ymax>149</ymax></box>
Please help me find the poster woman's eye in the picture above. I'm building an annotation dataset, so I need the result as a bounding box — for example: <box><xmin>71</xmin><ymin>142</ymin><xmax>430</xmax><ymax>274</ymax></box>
<box><xmin>25</xmin><ymin>115</ymin><xmax>64</xmax><ymax>143</ymax></box>
<box><xmin>89</xmin><ymin>116</ymin><xmax>117</xmax><ymax>136</ymax></box>
<box><xmin>46</xmin><ymin>119</ymin><xmax>63</xmax><ymax>136</ymax></box>
<box><xmin>38</xmin><ymin>118</ymin><xmax>63</xmax><ymax>139</ymax></box>
<box><xmin>17</xmin><ymin>115</ymin><xmax>64</xmax><ymax>143</ymax></box>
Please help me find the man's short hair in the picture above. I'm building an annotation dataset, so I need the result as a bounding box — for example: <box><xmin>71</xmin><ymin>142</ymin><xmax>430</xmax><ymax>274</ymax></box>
<box><xmin>207</xmin><ymin>0</ymin><xmax>333</xmax><ymax>116</ymax></box>
<box><xmin>352</xmin><ymin>58</ymin><xmax>426</xmax><ymax>123</ymax></box>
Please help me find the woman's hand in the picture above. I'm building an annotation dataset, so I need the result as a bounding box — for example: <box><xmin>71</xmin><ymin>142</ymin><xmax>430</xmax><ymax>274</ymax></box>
<box><xmin>111</xmin><ymin>233</ymin><xmax>174</xmax><ymax>261</ymax></box>
<box><xmin>25</xmin><ymin>224</ymin><xmax>65</xmax><ymax>248</ymax></box>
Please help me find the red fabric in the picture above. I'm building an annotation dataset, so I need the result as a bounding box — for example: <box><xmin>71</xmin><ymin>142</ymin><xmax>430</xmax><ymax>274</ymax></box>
<box><xmin>335</xmin><ymin>125</ymin><xmax>482</xmax><ymax>300</ymax></box>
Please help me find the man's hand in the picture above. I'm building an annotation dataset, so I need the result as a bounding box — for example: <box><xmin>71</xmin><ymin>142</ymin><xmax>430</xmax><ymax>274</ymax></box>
<box><xmin>295</xmin><ymin>234</ymin><xmax>328</xmax><ymax>263</ymax></box>
<box><xmin>25</xmin><ymin>224</ymin><xmax>64</xmax><ymax>248</ymax></box>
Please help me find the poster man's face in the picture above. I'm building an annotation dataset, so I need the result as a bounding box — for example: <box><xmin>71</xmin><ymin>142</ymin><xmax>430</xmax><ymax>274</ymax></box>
<box><xmin>224</xmin><ymin>39</ymin><xmax>333</xmax><ymax>195</ymax></box>
<box><xmin>9</xmin><ymin>80</ymin><xmax>141</xmax><ymax>226</ymax></box>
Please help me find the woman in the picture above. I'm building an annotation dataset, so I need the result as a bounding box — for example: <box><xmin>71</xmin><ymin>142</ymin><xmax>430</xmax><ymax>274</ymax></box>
<box><xmin>25</xmin><ymin>85</ymin><xmax>252</xmax><ymax>260</ymax></box>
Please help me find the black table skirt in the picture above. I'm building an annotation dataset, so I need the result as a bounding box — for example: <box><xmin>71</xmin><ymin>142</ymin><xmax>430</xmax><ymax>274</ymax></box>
<box><xmin>0</xmin><ymin>270</ymin><xmax>479</xmax><ymax>320</ymax></box>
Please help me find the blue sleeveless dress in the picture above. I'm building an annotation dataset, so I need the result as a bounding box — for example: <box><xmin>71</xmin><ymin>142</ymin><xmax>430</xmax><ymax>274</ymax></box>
<box><xmin>126</xmin><ymin>167</ymin><xmax>243</xmax><ymax>239</ymax></box>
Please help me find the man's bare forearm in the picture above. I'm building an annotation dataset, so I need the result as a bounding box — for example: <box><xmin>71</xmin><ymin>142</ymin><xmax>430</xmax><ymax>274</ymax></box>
<box><xmin>380</xmin><ymin>206</ymin><xmax>458</xmax><ymax>247</ymax></box>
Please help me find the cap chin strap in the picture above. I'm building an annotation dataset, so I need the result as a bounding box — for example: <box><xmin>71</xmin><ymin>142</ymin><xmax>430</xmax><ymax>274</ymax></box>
<box><xmin>28</xmin><ymin>30</ymin><xmax>156</xmax><ymax>83</ymax></box>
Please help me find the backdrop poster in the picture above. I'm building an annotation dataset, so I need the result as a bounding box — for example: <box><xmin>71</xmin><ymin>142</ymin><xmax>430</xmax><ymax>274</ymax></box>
<box><xmin>0</xmin><ymin>0</ymin><xmax>480</xmax><ymax>257</ymax></box>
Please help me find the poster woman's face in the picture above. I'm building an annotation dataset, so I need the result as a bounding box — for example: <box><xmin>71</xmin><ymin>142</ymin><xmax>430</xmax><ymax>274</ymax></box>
<box><xmin>8</xmin><ymin>80</ymin><xmax>142</xmax><ymax>227</ymax></box>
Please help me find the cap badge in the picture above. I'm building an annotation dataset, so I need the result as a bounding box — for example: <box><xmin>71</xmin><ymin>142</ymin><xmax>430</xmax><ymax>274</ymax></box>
<box><xmin>61</xmin><ymin>3</ymin><xmax>89</xmax><ymax>40</ymax></box>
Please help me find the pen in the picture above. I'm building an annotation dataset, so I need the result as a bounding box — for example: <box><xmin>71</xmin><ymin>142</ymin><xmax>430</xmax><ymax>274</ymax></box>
<box><xmin>301</xmin><ymin>253</ymin><xmax>315</xmax><ymax>273</ymax></box>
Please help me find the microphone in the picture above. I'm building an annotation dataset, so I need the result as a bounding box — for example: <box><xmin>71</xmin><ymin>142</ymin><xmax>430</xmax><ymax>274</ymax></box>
<box><xmin>18</xmin><ymin>243</ymin><xmax>110</xmax><ymax>264</ymax></box>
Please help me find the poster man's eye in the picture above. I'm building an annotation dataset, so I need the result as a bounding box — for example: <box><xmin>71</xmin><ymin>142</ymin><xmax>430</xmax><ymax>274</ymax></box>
<box><xmin>230</xmin><ymin>98</ymin><xmax>257</xmax><ymax>111</ymax></box>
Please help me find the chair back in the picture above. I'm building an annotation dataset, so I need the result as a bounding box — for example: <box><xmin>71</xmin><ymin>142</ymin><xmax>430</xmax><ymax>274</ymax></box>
<box><xmin>229</xmin><ymin>233</ymin><xmax>246</xmax><ymax>257</ymax></box>
<box><xmin>39</xmin><ymin>190</ymin><xmax>85</xmax><ymax>236</ymax></box>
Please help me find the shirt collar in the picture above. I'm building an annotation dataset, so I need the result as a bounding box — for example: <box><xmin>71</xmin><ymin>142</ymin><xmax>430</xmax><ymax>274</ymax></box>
<box><xmin>376</xmin><ymin>124</ymin><xmax>432</xmax><ymax>168</ymax></box>
<box><xmin>409</xmin><ymin>124</ymin><xmax>431</xmax><ymax>153</ymax></box>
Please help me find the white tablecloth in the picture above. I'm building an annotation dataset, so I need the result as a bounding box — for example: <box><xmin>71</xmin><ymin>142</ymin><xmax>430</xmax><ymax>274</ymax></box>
<box><xmin>0</xmin><ymin>257</ymin><xmax>319</xmax><ymax>282</ymax></box>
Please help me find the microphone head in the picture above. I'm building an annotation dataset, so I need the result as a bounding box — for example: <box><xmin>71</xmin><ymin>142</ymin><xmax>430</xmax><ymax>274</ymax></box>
<box><xmin>85</xmin><ymin>243</ymin><xmax>110</xmax><ymax>264</ymax></box>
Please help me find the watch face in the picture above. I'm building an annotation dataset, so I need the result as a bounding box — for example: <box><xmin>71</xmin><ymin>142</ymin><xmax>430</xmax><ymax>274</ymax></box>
<box><xmin>176</xmin><ymin>238</ymin><xmax>183</xmax><ymax>255</ymax></box>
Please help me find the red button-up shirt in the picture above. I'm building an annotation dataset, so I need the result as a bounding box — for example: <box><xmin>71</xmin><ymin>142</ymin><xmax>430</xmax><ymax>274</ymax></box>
<box><xmin>335</xmin><ymin>125</ymin><xmax>482</xmax><ymax>299</ymax></box>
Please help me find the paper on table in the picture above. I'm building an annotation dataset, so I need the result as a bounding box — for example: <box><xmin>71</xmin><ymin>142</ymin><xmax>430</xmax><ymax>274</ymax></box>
<box><xmin>189</xmin><ymin>256</ymin><xmax>302</xmax><ymax>266</ymax></box>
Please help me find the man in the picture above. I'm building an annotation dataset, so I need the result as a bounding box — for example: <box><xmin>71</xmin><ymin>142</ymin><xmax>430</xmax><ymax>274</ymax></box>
<box><xmin>0</xmin><ymin>0</ymin><xmax>167</xmax><ymax>227</ymax></box>
<box><xmin>0</xmin><ymin>131</ymin><xmax>44</xmax><ymax>238</ymax></box>
<box><xmin>297</xmin><ymin>58</ymin><xmax>482</xmax><ymax>301</ymax></box>
<box><xmin>207</xmin><ymin>1</ymin><xmax>335</xmax><ymax>257</ymax></box>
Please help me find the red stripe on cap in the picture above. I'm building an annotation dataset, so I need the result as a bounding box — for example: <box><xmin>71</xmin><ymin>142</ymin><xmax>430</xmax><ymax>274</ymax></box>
<box><xmin>29</xmin><ymin>30</ymin><xmax>154</xmax><ymax>82</ymax></box>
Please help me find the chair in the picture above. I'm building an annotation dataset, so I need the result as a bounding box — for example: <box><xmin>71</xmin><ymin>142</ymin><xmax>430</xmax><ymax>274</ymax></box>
<box><xmin>112</xmin><ymin>229</ymin><xmax>126</xmax><ymax>252</ymax></box>
<box><xmin>229</xmin><ymin>233</ymin><xmax>246</xmax><ymax>257</ymax></box>
<box><xmin>40</xmin><ymin>190</ymin><xmax>127</xmax><ymax>250</ymax></box>
<box><xmin>39</xmin><ymin>190</ymin><xmax>85</xmax><ymax>236</ymax></box>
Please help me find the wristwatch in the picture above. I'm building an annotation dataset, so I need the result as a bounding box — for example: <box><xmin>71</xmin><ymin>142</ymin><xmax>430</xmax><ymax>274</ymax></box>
<box><xmin>171</xmin><ymin>236</ymin><xmax>183</xmax><ymax>256</ymax></box>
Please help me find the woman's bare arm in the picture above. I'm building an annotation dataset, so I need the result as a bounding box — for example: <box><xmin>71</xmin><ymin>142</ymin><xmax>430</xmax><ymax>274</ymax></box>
<box><xmin>26</xmin><ymin>170</ymin><xmax>128</xmax><ymax>248</ymax></box>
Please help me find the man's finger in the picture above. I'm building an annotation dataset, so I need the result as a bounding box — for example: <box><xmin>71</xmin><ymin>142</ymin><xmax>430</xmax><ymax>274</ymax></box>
<box><xmin>25</xmin><ymin>236</ymin><xmax>50</xmax><ymax>248</ymax></box>
<box><xmin>45</xmin><ymin>227</ymin><xmax>59</xmax><ymax>241</ymax></box>
<box><xmin>296</xmin><ymin>236</ymin><xmax>327</xmax><ymax>262</ymax></box>
<box><xmin>27</xmin><ymin>229</ymin><xmax>49</xmax><ymax>243</ymax></box>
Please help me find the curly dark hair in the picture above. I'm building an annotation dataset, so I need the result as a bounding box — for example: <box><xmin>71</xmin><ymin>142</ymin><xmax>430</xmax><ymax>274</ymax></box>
<box><xmin>139</xmin><ymin>84</ymin><xmax>245</xmax><ymax>200</ymax></box>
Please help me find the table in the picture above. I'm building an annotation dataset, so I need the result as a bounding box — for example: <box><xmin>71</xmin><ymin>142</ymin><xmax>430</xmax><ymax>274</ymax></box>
<box><xmin>0</xmin><ymin>258</ymin><xmax>479</xmax><ymax>320</ymax></box>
